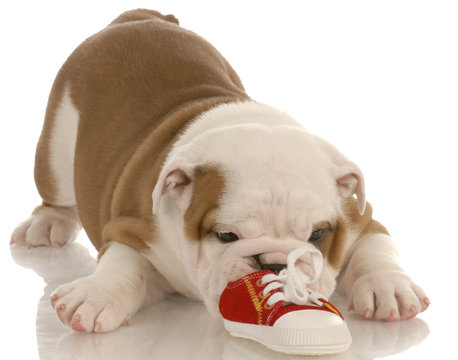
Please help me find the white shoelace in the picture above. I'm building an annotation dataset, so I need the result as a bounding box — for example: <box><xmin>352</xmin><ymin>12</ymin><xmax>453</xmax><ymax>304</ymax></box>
<box><xmin>260</xmin><ymin>246</ymin><xmax>324</xmax><ymax>307</ymax></box>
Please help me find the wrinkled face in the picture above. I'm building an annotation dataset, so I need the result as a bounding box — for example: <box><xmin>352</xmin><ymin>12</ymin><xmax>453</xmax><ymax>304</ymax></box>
<box><xmin>153</xmin><ymin>125</ymin><xmax>365</xmax><ymax>314</ymax></box>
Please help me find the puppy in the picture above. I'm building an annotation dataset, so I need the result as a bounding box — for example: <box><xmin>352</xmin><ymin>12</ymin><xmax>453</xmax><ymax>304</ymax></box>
<box><xmin>11</xmin><ymin>9</ymin><xmax>429</xmax><ymax>332</ymax></box>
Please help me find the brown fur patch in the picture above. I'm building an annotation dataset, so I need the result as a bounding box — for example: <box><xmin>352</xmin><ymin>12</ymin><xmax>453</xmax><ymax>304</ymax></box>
<box><xmin>100</xmin><ymin>216</ymin><xmax>155</xmax><ymax>259</ymax></box>
<box><xmin>342</xmin><ymin>197</ymin><xmax>389</xmax><ymax>237</ymax></box>
<box><xmin>318</xmin><ymin>219</ymin><xmax>348</xmax><ymax>270</ymax></box>
<box><xmin>317</xmin><ymin>197</ymin><xmax>390</xmax><ymax>271</ymax></box>
<box><xmin>110</xmin><ymin>9</ymin><xmax>179</xmax><ymax>26</ymax></box>
<box><xmin>184</xmin><ymin>164</ymin><xmax>226</xmax><ymax>241</ymax></box>
<box><xmin>32</xmin><ymin>9</ymin><xmax>249</xmax><ymax>252</ymax></box>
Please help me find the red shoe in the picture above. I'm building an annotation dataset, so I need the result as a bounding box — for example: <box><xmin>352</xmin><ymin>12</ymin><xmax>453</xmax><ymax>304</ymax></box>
<box><xmin>219</xmin><ymin>246</ymin><xmax>351</xmax><ymax>355</ymax></box>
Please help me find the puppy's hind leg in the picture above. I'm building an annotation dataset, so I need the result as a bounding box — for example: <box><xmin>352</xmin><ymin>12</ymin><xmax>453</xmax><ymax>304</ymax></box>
<box><xmin>11</xmin><ymin>81</ymin><xmax>81</xmax><ymax>248</ymax></box>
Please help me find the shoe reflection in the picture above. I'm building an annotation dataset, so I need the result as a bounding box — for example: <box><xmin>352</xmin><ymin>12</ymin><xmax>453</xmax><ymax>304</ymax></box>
<box><xmin>10</xmin><ymin>242</ymin><xmax>429</xmax><ymax>360</ymax></box>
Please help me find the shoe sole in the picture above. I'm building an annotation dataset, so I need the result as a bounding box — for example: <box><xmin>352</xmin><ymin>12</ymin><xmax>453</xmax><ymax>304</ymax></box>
<box><xmin>223</xmin><ymin>319</ymin><xmax>352</xmax><ymax>355</ymax></box>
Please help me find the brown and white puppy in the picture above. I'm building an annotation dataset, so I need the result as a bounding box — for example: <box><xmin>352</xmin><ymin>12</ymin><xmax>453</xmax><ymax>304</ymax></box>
<box><xmin>11</xmin><ymin>9</ymin><xmax>429</xmax><ymax>333</ymax></box>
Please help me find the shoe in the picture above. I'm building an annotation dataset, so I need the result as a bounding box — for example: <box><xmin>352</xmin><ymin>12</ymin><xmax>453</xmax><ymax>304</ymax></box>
<box><xmin>219</xmin><ymin>246</ymin><xmax>352</xmax><ymax>355</ymax></box>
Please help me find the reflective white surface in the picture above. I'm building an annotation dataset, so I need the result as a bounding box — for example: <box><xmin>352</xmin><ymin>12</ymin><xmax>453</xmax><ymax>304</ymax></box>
<box><xmin>1</xmin><ymin>1</ymin><xmax>457</xmax><ymax>359</ymax></box>
<box><xmin>1</xmin><ymin>237</ymin><xmax>450</xmax><ymax>360</ymax></box>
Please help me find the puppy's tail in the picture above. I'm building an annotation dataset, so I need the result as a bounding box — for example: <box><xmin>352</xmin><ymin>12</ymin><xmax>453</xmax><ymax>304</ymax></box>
<box><xmin>109</xmin><ymin>9</ymin><xmax>179</xmax><ymax>26</ymax></box>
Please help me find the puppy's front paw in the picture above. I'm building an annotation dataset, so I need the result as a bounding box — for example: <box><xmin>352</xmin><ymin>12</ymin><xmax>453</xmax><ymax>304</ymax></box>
<box><xmin>349</xmin><ymin>270</ymin><xmax>430</xmax><ymax>321</ymax></box>
<box><xmin>51</xmin><ymin>276</ymin><xmax>133</xmax><ymax>333</ymax></box>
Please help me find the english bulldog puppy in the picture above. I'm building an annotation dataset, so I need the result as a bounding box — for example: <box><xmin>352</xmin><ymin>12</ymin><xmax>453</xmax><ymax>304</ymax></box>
<box><xmin>11</xmin><ymin>9</ymin><xmax>429</xmax><ymax>333</ymax></box>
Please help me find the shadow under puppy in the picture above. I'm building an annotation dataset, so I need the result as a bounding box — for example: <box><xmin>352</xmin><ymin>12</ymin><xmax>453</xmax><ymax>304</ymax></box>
<box><xmin>11</xmin><ymin>9</ymin><xmax>429</xmax><ymax>332</ymax></box>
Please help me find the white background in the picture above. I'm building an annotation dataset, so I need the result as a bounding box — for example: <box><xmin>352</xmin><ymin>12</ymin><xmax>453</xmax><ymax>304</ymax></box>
<box><xmin>1</xmin><ymin>1</ymin><xmax>457</xmax><ymax>359</ymax></box>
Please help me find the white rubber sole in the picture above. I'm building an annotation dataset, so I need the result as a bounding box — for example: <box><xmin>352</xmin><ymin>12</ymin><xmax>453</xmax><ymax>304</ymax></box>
<box><xmin>223</xmin><ymin>319</ymin><xmax>352</xmax><ymax>355</ymax></box>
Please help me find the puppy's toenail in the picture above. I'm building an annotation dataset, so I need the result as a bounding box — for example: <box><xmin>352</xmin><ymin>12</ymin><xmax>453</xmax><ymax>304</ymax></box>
<box><xmin>363</xmin><ymin>309</ymin><xmax>372</xmax><ymax>319</ymax></box>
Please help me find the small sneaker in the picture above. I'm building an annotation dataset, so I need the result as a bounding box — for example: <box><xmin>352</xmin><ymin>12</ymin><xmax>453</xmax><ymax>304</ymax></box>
<box><xmin>219</xmin><ymin>246</ymin><xmax>352</xmax><ymax>355</ymax></box>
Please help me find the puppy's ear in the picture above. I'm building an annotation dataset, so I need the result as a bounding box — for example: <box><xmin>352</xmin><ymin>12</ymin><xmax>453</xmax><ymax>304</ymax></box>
<box><xmin>152</xmin><ymin>154</ymin><xmax>196</xmax><ymax>214</ymax></box>
<box><xmin>335</xmin><ymin>163</ymin><xmax>366</xmax><ymax>215</ymax></box>
<box><xmin>318</xmin><ymin>137</ymin><xmax>366</xmax><ymax>215</ymax></box>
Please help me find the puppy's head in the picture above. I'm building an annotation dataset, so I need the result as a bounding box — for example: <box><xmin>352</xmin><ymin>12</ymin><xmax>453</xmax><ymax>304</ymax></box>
<box><xmin>152</xmin><ymin>108</ymin><xmax>365</xmax><ymax>315</ymax></box>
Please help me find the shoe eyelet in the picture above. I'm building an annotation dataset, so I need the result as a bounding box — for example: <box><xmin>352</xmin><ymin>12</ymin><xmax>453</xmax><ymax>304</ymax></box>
<box><xmin>258</xmin><ymin>290</ymin><xmax>266</xmax><ymax>299</ymax></box>
<box><xmin>264</xmin><ymin>301</ymin><xmax>274</xmax><ymax>310</ymax></box>
<box><xmin>256</xmin><ymin>278</ymin><xmax>264</xmax><ymax>288</ymax></box>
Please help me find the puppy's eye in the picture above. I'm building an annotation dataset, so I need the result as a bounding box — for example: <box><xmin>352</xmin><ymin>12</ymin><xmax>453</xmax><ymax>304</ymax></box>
<box><xmin>215</xmin><ymin>232</ymin><xmax>239</xmax><ymax>243</ymax></box>
<box><xmin>308</xmin><ymin>229</ymin><xmax>327</xmax><ymax>245</ymax></box>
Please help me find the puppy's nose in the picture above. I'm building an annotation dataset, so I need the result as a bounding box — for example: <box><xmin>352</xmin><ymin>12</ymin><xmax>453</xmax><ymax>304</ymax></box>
<box><xmin>260</xmin><ymin>263</ymin><xmax>286</xmax><ymax>274</ymax></box>
<box><xmin>254</xmin><ymin>254</ymin><xmax>287</xmax><ymax>274</ymax></box>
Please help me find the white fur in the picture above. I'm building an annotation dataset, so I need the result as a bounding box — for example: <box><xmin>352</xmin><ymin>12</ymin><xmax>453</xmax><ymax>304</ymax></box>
<box><xmin>11</xmin><ymin>88</ymin><xmax>81</xmax><ymax>248</ymax></box>
<box><xmin>49</xmin><ymin>87</ymin><xmax>79</xmax><ymax>206</ymax></box>
<box><xmin>150</xmin><ymin>101</ymin><xmax>427</xmax><ymax>321</ymax></box>
<box><xmin>150</xmin><ymin>101</ymin><xmax>365</xmax><ymax>315</ymax></box>
<box><xmin>50</xmin><ymin>242</ymin><xmax>170</xmax><ymax>332</ymax></box>
<box><xmin>176</xmin><ymin>101</ymin><xmax>304</xmax><ymax>144</ymax></box>
<box><xmin>152</xmin><ymin>102</ymin><xmax>302</xmax><ymax>213</ymax></box>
